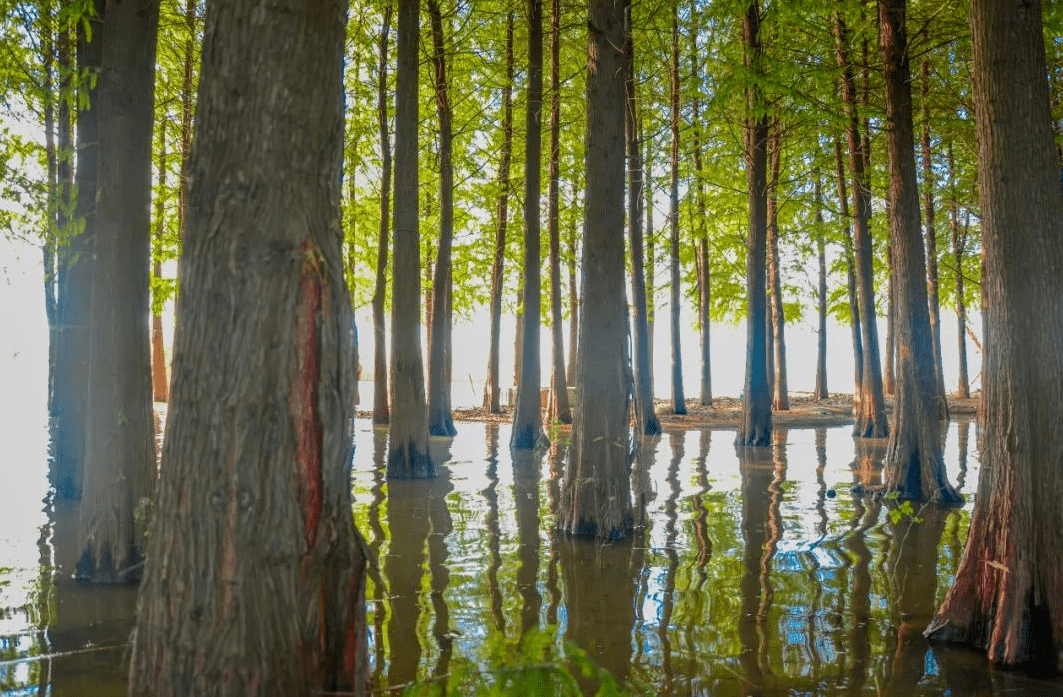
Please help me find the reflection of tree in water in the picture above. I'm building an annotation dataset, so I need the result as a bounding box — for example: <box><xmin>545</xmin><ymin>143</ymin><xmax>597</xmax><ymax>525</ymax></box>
<box><xmin>426</xmin><ymin>439</ymin><xmax>455</xmax><ymax>681</ymax></box>
<box><xmin>844</xmin><ymin>482</ymin><xmax>880</xmax><ymax>695</ymax></box>
<box><xmin>629</xmin><ymin>435</ymin><xmax>656</xmax><ymax>667</ymax></box>
<box><xmin>658</xmin><ymin>431</ymin><xmax>684</xmax><ymax>690</ymax></box>
<box><xmin>483</xmin><ymin>425</ymin><xmax>506</xmax><ymax>633</ymax></box>
<box><xmin>512</xmin><ymin>447</ymin><xmax>543</xmax><ymax>637</ymax></box>
<box><xmin>806</xmin><ymin>428</ymin><xmax>829</xmax><ymax>680</ymax></box>
<box><xmin>368</xmin><ymin>429</ymin><xmax>388</xmax><ymax>685</ymax></box>
<box><xmin>545</xmin><ymin>436</ymin><xmax>566</xmax><ymax>626</ymax></box>
<box><xmin>690</xmin><ymin>429</ymin><xmax>713</xmax><ymax>573</ymax></box>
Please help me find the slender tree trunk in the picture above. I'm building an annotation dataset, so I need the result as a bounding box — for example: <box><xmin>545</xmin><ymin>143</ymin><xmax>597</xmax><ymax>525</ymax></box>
<box><xmin>426</xmin><ymin>0</ymin><xmax>456</xmax><ymax>438</ymax></box>
<box><xmin>947</xmin><ymin>141</ymin><xmax>970</xmax><ymax>399</ymax></box>
<box><xmin>177</xmin><ymin>0</ymin><xmax>195</xmax><ymax>258</ymax></box>
<box><xmin>625</xmin><ymin>0</ymin><xmax>658</xmax><ymax>435</ymax></box>
<box><xmin>928</xmin><ymin>0</ymin><xmax>1063</xmax><ymax>667</ymax></box>
<box><xmin>736</xmin><ymin>0</ymin><xmax>771</xmax><ymax>447</ymax></box>
<box><xmin>879</xmin><ymin>0</ymin><xmax>960</xmax><ymax>504</ymax></box>
<box><xmin>689</xmin><ymin>2</ymin><xmax>711</xmax><ymax>408</ymax></box>
<box><xmin>814</xmin><ymin>171</ymin><xmax>828</xmax><ymax>400</ymax></box>
<box><xmin>511</xmin><ymin>0</ymin><xmax>546</xmax><ymax>449</ymax></box>
<box><xmin>834</xmin><ymin>138</ymin><xmax>863</xmax><ymax>414</ymax></box>
<box><xmin>884</xmin><ymin>244</ymin><xmax>896</xmax><ymax>395</ymax></box>
<box><xmin>151</xmin><ymin>120</ymin><xmax>169</xmax><ymax>403</ymax></box>
<box><xmin>567</xmin><ymin>209</ymin><xmax>578</xmax><ymax>387</ymax></box>
<box><xmin>667</xmin><ymin>0</ymin><xmax>685</xmax><ymax>416</ymax></box>
<box><xmin>43</xmin><ymin>3</ymin><xmax>58</xmax><ymax>416</ymax></box>
<box><xmin>766</xmin><ymin>119</ymin><xmax>788</xmax><ymax>411</ymax></box>
<box><xmin>836</xmin><ymin>4</ymin><xmax>888</xmax><ymax>438</ymax></box>
<box><xmin>129</xmin><ymin>0</ymin><xmax>370</xmax><ymax>690</ymax></box>
<box><xmin>388</xmin><ymin>0</ymin><xmax>433</xmax><ymax>478</ymax></box>
<box><xmin>558</xmin><ymin>0</ymin><xmax>631</xmax><ymax>539</ymax></box>
<box><xmin>546</xmin><ymin>0</ymin><xmax>571</xmax><ymax>425</ymax></box>
<box><xmin>484</xmin><ymin>12</ymin><xmax>515</xmax><ymax>413</ymax></box>
<box><xmin>921</xmin><ymin>54</ymin><xmax>948</xmax><ymax>417</ymax></box>
<box><xmin>52</xmin><ymin>5</ymin><xmax>74</xmax><ymax>420</ymax></box>
<box><xmin>645</xmin><ymin>140</ymin><xmax>655</xmax><ymax>370</ymax></box>
<box><xmin>371</xmin><ymin>5</ymin><xmax>392</xmax><ymax>425</ymax></box>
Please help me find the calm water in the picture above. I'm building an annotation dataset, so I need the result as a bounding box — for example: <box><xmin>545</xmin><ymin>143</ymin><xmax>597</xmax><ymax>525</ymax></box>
<box><xmin>4</xmin><ymin>418</ymin><xmax>1063</xmax><ymax>695</ymax></box>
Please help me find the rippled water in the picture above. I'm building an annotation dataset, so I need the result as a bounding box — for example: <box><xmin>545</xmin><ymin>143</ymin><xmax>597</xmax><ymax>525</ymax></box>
<box><xmin>4</xmin><ymin>418</ymin><xmax>1063</xmax><ymax>695</ymax></box>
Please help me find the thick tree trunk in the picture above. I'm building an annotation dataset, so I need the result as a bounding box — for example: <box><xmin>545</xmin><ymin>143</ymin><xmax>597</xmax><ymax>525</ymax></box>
<box><xmin>667</xmin><ymin>1</ymin><xmax>686</xmax><ymax>416</ymax></box>
<box><xmin>53</xmin><ymin>0</ymin><xmax>104</xmax><ymax>501</ymax></box>
<box><xmin>426</xmin><ymin>0</ymin><xmax>457</xmax><ymax>438</ymax></box>
<box><xmin>948</xmin><ymin>141</ymin><xmax>970</xmax><ymax>399</ymax></box>
<box><xmin>557</xmin><ymin>0</ymin><xmax>631</xmax><ymax>539</ymax></box>
<box><xmin>736</xmin><ymin>0</ymin><xmax>771</xmax><ymax>447</ymax></box>
<box><xmin>388</xmin><ymin>0</ymin><xmax>433</xmax><ymax>478</ymax></box>
<box><xmin>767</xmin><ymin>119</ymin><xmax>788</xmax><ymax>411</ymax></box>
<box><xmin>483</xmin><ymin>12</ymin><xmax>515</xmax><ymax>413</ymax></box>
<box><xmin>151</xmin><ymin>121</ymin><xmax>169</xmax><ymax>403</ymax></box>
<box><xmin>927</xmin><ymin>0</ymin><xmax>1063</xmax><ymax>669</ymax></box>
<box><xmin>511</xmin><ymin>0</ymin><xmax>546</xmax><ymax>449</ymax></box>
<box><xmin>76</xmin><ymin>0</ymin><xmax>158</xmax><ymax>583</ymax></box>
<box><xmin>129</xmin><ymin>0</ymin><xmax>370</xmax><ymax>692</ymax></box>
<box><xmin>878</xmin><ymin>0</ymin><xmax>960</xmax><ymax>504</ymax></box>
<box><xmin>546</xmin><ymin>0</ymin><xmax>571</xmax><ymax>425</ymax></box>
<box><xmin>371</xmin><ymin>5</ymin><xmax>392</xmax><ymax>425</ymax></box>
<box><xmin>921</xmin><ymin>55</ymin><xmax>948</xmax><ymax>417</ymax></box>
<box><xmin>625</xmin><ymin>0</ymin><xmax>659</xmax><ymax>436</ymax></box>
<box><xmin>834</xmin><ymin>138</ymin><xmax>863</xmax><ymax>414</ymax></box>
<box><xmin>690</xmin><ymin>3</ymin><xmax>711</xmax><ymax>408</ymax></box>
<box><xmin>814</xmin><ymin>172</ymin><xmax>828</xmax><ymax>400</ymax></box>
<box><xmin>836</xmin><ymin>4</ymin><xmax>888</xmax><ymax>438</ymax></box>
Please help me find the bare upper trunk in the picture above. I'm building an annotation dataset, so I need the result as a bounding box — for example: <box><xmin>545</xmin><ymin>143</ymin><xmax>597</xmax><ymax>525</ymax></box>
<box><xmin>690</xmin><ymin>2</ymin><xmax>711</xmax><ymax>408</ymax></box>
<box><xmin>920</xmin><ymin>55</ymin><xmax>948</xmax><ymax>417</ymax></box>
<box><xmin>948</xmin><ymin>141</ymin><xmax>971</xmax><ymax>399</ymax></box>
<box><xmin>371</xmin><ymin>5</ymin><xmax>392</xmax><ymax>425</ymax></box>
<box><xmin>833</xmin><ymin>138</ymin><xmax>863</xmax><ymax>414</ymax></box>
<box><xmin>767</xmin><ymin>119</ymin><xmax>788</xmax><ymax>411</ymax></box>
<box><xmin>667</xmin><ymin>1</ymin><xmax>685</xmax><ymax>416</ymax></box>
<box><xmin>814</xmin><ymin>172</ymin><xmax>828</xmax><ymax>400</ymax></box>
<box><xmin>151</xmin><ymin>121</ymin><xmax>169</xmax><ymax>403</ymax></box>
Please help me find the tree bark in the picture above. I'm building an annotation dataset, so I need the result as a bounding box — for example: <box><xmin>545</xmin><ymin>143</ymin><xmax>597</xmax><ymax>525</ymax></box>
<box><xmin>546</xmin><ymin>0</ymin><xmax>571</xmax><ymax>425</ymax></box>
<box><xmin>426</xmin><ymin>0</ymin><xmax>457</xmax><ymax>438</ymax></box>
<box><xmin>767</xmin><ymin>119</ymin><xmax>788</xmax><ymax>411</ymax></box>
<box><xmin>388</xmin><ymin>0</ymin><xmax>433</xmax><ymax>478</ymax></box>
<box><xmin>557</xmin><ymin>0</ymin><xmax>632</xmax><ymax>539</ymax></box>
<box><xmin>814</xmin><ymin>171</ymin><xmax>828</xmax><ymax>400</ymax></box>
<box><xmin>645</xmin><ymin>139</ymin><xmax>655</xmax><ymax>370</ymax></box>
<box><xmin>835</xmin><ymin>3</ymin><xmax>888</xmax><ymax>438</ymax></box>
<box><xmin>690</xmin><ymin>1</ymin><xmax>711</xmax><ymax>408</ymax></box>
<box><xmin>878</xmin><ymin>0</ymin><xmax>960</xmax><ymax>504</ymax></box>
<box><xmin>625</xmin><ymin>0</ymin><xmax>659</xmax><ymax>436</ymax></box>
<box><xmin>667</xmin><ymin>0</ymin><xmax>686</xmax><ymax>416</ymax></box>
<box><xmin>76</xmin><ymin>0</ymin><xmax>158</xmax><ymax>583</ymax></box>
<box><xmin>884</xmin><ymin>244</ymin><xmax>896</xmax><ymax>395</ymax></box>
<box><xmin>151</xmin><ymin>120</ymin><xmax>169</xmax><ymax>403</ymax></box>
<box><xmin>921</xmin><ymin>53</ymin><xmax>948</xmax><ymax>417</ymax></box>
<box><xmin>947</xmin><ymin>141</ymin><xmax>970</xmax><ymax>399</ymax></box>
<box><xmin>927</xmin><ymin>0</ymin><xmax>1063</xmax><ymax>668</ymax></box>
<box><xmin>736</xmin><ymin>0</ymin><xmax>771</xmax><ymax>447</ymax></box>
<box><xmin>834</xmin><ymin>138</ymin><xmax>863</xmax><ymax>414</ymax></box>
<box><xmin>483</xmin><ymin>11</ymin><xmax>515</xmax><ymax>413</ymax></box>
<box><xmin>511</xmin><ymin>0</ymin><xmax>546</xmax><ymax>449</ymax></box>
<box><xmin>567</xmin><ymin>207</ymin><xmax>578</xmax><ymax>387</ymax></box>
<box><xmin>371</xmin><ymin>4</ymin><xmax>392</xmax><ymax>425</ymax></box>
<box><xmin>129</xmin><ymin>0</ymin><xmax>370</xmax><ymax>691</ymax></box>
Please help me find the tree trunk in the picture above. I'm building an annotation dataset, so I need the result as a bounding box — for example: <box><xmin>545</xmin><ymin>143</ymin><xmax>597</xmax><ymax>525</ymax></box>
<box><xmin>426</xmin><ymin>0</ymin><xmax>457</xmax><ymax>438</ymax></box>
<box><xmin>667</xmin><ymin>0</ymin><xmax>686</xmax><ymax>416</ymax></box>
<box><xmin>835</xmin><ymin>3</ymin><xmax>888</xmax><ymax>438</ymax></box>
<box><xmin>483</xmin><ymin>11</ymin><xmax>515</xmax><ymax>413</ymax></box>
<box><xmin>151</xmin><ymin>120</ymin><xmax>169</xmax><ymax>403</ymax></box>
<box><xmin>388</xmin><ymin>0</ymin><xmax>433</xmax><ymax>478</ymax></box>
<box><xmin>689</xmin><ymin>2</ymin><xmax>711</xmax><ymax>408</ymax></box>
<box><xmin>625</xmin><ymin>0</ymin><xmax>659</xmax><ymax>436</ymax></box>
<box><xmin>878</xmin><ymin>0</ymin><xmax>960</xmax><ymax>504</ymax></box>
<box><xmin>927</xmin><ymin>0</ymin><xmax>1063</xmax><ymax>668</ymax></box>
<box><xmin>884</xmin><ymin>244</ymin><xmax>896</xmax><ymax>395</ymax></box>
<box><xmin>920</xmin><ymin>54</ymin><xmax>948</xmax><ymax>417</ymax></box>
<box><xmin>546</xmin><ymin>0</ymin><xmax>571</xmax><ymax>425</ymax></box>
<box><xmin>645</xmin><ymin>139</ymin><xmax>655</xmax><ymax>370</ymax></box>
<box><xmin>76</xmin><ymin>0</ymin><xmax>158</xmax><ymax>584</ymax></box>
<box><xmin>557</xmin><ymin>0</ymin><xmax>631</xmax><ymax>539</ymax></box>
<box><xmin>43</xmin><ymin>5</ymin><xmax>58</xmax><ymax>417</ymax></box>
<box><xmin>129</xmin><ymin>0</ymin><xmax>370</xmax><ymax>690</ymax></box>
<box><xmin>371</xmin><ymin>4</ymin><xmax>392</xmax><ymax>425</ymax></box>
<box><xmin>947</xmin><ymin>141</ymin><xmax>970</xmax><ymax>399</ymax></box>
<box><xmin>511</xmin><ymin>0</ymin><xmax>545</xmax><ymax>449</ymax></box>
<box><xmin>53</xmin><ymin>0</ymin><xmax>104</xmax><ymax>501</ymax></box>
<box><xmin>814</xmin><ymin>171</ymin><xmax>828</xmax><ymax>400</ymax></box>
<box><xmin>834</xmin><ymin>138</ymin><xmax>863</xmax><ymax>414</ymax></box>
<box><xmin>767</xmin><ymin>119</ymin><xmax>788</xmax><ymax>411</ymax></box>
<box><xmin>736</xmin><ymin>0</ymin><xmax>771</xmax><ymax>447</ymax></box>
<box><xmin>566</xmin><ymin>209</ymin><xmax>578</xmax><ymax>387</ymax></box>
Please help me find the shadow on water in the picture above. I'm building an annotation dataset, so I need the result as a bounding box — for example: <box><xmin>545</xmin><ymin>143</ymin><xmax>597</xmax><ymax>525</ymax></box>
<box><xmin>7</xmin><ymin>418</ymin><xmax>1063</xmax><ymax>694</ymax></box>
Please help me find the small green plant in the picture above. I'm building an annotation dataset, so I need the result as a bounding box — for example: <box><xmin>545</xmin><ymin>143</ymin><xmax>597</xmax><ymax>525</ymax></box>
<box><xmin>885</xmin><ymin>491</ymin><xmax>923</xmax><ymax>525</ymax></box>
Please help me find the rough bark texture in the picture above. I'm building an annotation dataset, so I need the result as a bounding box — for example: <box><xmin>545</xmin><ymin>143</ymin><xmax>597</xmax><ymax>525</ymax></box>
<box><xmin>884</xmin><ymin>244</ymin><xmax>896</xmax><ymax>395</ymax></box>
<box><xmin>388</xmin><ymin>0</ymin><xmax>433</xmax><ymax>478</ymax></box>
<box><xmin>546</xmin><ymin>0</ymin><xmax>571</xmax><ymax>426</ymax></box>
<box><xmin>766</xmin><ymin>120</ymin><xmax>788</xmax><ymax>411</ymax></box>
<box><xmin>625</xmin><ymin>0</ymin><xmax>659</xmax><ymax>436</ymax></box>
<box><xmin>557</xmin><ymin>0</ymin><xmax>632</xmax><ymax>539</ymax></box>
<box><xmin>836</xmin><ymin>4</ymin><xmax>888</xmax><ymax>438</ymax></box>
<box><xmin>667</xmin><ymin>1</ymin><xmax>686</xmax><ymax>416</ymax></box>
<box><xmin>511</xmin><ymin>0</ymin><xmax>546</xmax><ymax>449</ymax></box>
<box><xmin>53</xmin><ymin>0</ymin><xmax>104</xmax><ymax>501</ymax></box>
<box><xmin>920</xmin><ymin>55</ymin><xmax>948</xmax><ymax>417</ymax></box>
<box><xmin>426</xmin><ymin>0</ymin><xmax>457</xmax><ymax>438</ymax></box>
<box><xmin>129</xmin><ymin>0</ymin><xmax>370</xmax><ymax>692</ymax></box>
<box><xmin>948</xmin><ymin>141</ymin><xmax>970</xmax><ymax>399</ymax></box>
<box><xmin>151</xmin><ymin>121</ymin><xmax>169</xmax><ymax>403</ymax></box>
<box><xmin>76</xmin><ymin>0</ymin><xmax>159</xmax><ymax>583</ymax></box>
<box><xmin>927</xmin><ymin>0</ymin><xmax>1063</xmax><ymax>669</ymax></box>
<box><xmin>879</xmin><ymin>0</ymin><xmax>960</xmax><ymax>504</ymax></box>
<box><xmin>814</xmin><ymin>172</ymin><xmax>828</xmax><ymax>400</ymax></box>
<box><xmin>484</xmin><ymin>12</ymin><xmax>515</xmax><ymax>413</ymax></box>
<box><xmin>690</xmin><ymin>2</ymin><xmax>711</xmax><ymax>408</ymax></box>
<box><xmin>371</xmin><ymin>5</ymin><xmax>392</xmax><ymax>425</ymax></box>
<box><xmin>736</xmin><ymin>0</ymin><xmax>771</xmax><ymax>447</ymax></box>
<box><xmin>834</xmin><ymin>138</ymin><xmax>863</xmax><ymax>414</ymax></box>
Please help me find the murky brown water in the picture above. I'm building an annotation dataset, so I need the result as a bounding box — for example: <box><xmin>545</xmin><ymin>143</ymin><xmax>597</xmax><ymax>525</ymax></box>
<box><xmin>4</xmin><ymin>419</ymin><xmax>1063</xmax><ymax>695</ymax></box>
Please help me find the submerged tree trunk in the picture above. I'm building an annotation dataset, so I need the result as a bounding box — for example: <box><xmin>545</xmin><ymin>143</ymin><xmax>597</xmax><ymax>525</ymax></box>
<box><xmin>484</xmin><ymin>11</ymin><xmax>515</xmax><ymax>414</ymax></box>
<box><xmin>371</xmin><ymin>5</ymin><xmax>392</xmax><ymax>425</ymax></box>
<box><xmin>766</xmin><ymin>119</ymin><xmax>788</xmax><ymax>411</ymax></box>
<box><xmin>814</xmin><ymin>171</ymin><xmax>828</xmax><ymax>400</ymax></box>
<box><xmin>834</xmin><ymin>138</ymin><xmax>863</xmax><ymax>415</ymax></box>
<box><xmin>836</xmin><ymin>4</ymin><xmax>888</xmax><ymax>438</ymax></box>
<box><xmin>927</xmin><ymin>0</ymin><xmax>1063</xmax><ymax>668</ymax></box>
<box><xmin>690</xmin><ymin>2</ymin><xmax>711</xmax><ymax>408</ymax></box>
<box><xmin>558</xmin><ymin>0</ymin><xmax>631</xmax><ymax>539</ymax></box>
<box><xmin>546</xmin><ymin>0</ymin><xmax>571</xmax><ymax>425</ymax></box>
<box><xmin>76</xmin><ymin>0</ymin><xmax>158</xmax><ymax>583</ymax></box>
<box><xmin>388</xmin><ymin>0</ymin><xmax>433</xmax><ymax>478</ymax></box>
<box><xmin>736</xmin><ymin>0</ymin><xmax>771</xmax><ymax>447</ymax></box>
<box><xmin>948</xmin><ymin>141</ymin><xmax>970</xmax><ymax>399</ymax></box>
<box><xmin>920</xmin><ymin>55</ymin><xmax>948</xmax><ymax>417</ymax></box>
<box><xmin>878</xmin><ymin>0</ymin><xmax>960</xmax><ymax>504</ymax></box>
<box><xmin>511</xmin><ymin>0</ymin><xmax>545</xmax><ymax>449</ymax></box>
<box><xmin>426</xmin><ymin>0</ymin><xmax>456</xmax><ymax>438</ymax></box>
<box><xmin>667</xmin><ymin>1</ymin><xmax>686</xmax><ymax>416</ymax></box>
<box><xmin>625</xmin><ymin>0</ymin><xmax>659</xmax><ymax>436</ymax></box>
